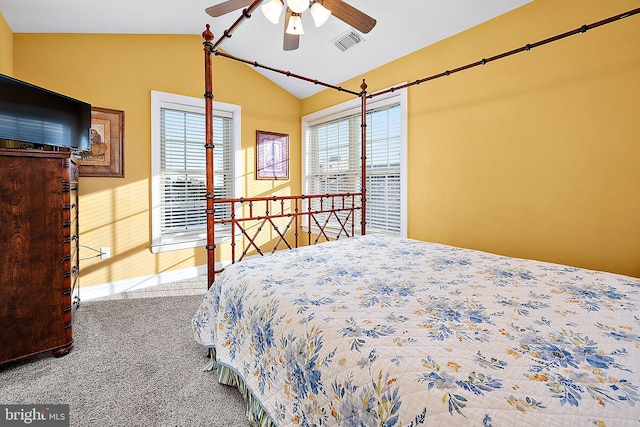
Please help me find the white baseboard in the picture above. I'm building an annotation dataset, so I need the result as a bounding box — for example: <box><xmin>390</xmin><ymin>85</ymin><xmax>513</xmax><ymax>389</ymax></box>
<box><xmin>80</xmin><ymin>264</ymin><xmax>208</xmax><ymax>301</ymax></box>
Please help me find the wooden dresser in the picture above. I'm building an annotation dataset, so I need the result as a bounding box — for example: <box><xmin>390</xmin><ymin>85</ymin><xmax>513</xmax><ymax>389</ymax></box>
<box><xmin>0</xmin><ymin>148</ymin><xmax>79</xmax><ymax>365</ymax></box>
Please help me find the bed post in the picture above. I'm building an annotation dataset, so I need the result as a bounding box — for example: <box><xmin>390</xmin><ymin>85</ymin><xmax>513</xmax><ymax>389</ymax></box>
<box><xmin>360</xmin><ymin>79</ymin><xmax>367</xmax><ymax>236</ymax></box>
<box><xmin>203</xmin><ymin>25</ymin><xmax>216</xmax><ymax>288</ymax></box>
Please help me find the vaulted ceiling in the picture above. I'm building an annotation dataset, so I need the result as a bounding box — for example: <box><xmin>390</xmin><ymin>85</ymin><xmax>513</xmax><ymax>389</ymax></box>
<box><xmin>0</xmin><ymin>0</ymin><xmax>532</xmax><ymax>98</ymax></box>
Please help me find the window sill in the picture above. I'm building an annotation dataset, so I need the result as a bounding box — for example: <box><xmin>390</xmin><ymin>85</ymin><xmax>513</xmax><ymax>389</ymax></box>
<box><xmin>151</xmin><ymin>232</ymin><xmax>236</xmax><ymax>254</ymax></box>
<box><xmin>151</xmin><ymin>237</ymin><xmax>207</xmax><ymax>254</ymax></box>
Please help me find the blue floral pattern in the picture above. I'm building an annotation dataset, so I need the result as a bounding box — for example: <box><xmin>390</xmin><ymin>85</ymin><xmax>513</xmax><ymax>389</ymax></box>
<box><xmin>193</xmin><ymin>235</ymin><xmax>640</xmax><ymax>426</ymax></box>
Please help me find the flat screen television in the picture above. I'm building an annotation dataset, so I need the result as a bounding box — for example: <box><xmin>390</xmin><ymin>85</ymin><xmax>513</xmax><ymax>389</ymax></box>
<box><xmin>0</xmin><ymin>73</ymin><xmax>91</xmax><ymax>151</ymax></box>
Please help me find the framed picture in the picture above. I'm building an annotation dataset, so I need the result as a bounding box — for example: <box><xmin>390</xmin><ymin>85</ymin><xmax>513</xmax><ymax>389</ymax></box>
<box><xmin>256</xmin><ymin>130</ymin><xmax>289</xmax><ymax>180</ymax></box>
<box><xmin>78</xmin><ymin>107</ymin><xmax>124</xmax><ymax>178</ymax></box>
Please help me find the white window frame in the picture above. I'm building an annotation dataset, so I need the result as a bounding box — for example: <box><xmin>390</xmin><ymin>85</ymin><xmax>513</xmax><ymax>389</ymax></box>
<box><xmin>301</xmin><ymin>86</ymin><xmax>408</xmax><ymax>237</ymax></box>
<box><xmin>150</xmin><ymin>90</ymin><xmax>241</xmax><ymax>253</ymax></box>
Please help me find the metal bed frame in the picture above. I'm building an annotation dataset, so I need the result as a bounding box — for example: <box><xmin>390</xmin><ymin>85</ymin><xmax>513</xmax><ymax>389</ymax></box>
<box><xmin>201</xmin><ymin>2</ymin><xmax>640</xmax><ymax>287</ymax></box>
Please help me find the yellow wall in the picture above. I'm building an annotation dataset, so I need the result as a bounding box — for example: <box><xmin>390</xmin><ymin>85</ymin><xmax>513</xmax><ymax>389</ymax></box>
<box><xmin>13</xmin><ymin>33</ymin><xmax>301</xmax><ymax>287</ymax></box>
<box><xmin>0</xmin><ymin>12</ymin><xmax>13</xmax><ymax>75</ymax></box>
<box><xmin>305</xmin><ymin>0</ymin><xmax>640</xmax><ymax>277</ymax></box>
<box><xmin>8</xmin><ymin>0</ymin><xmax>640</xmax><ymax>285</ymax></box>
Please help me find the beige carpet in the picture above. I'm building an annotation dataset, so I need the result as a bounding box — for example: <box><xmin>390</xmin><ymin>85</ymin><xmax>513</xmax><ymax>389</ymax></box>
<box><xmin>0</xmin><ymin>277</ymin><xmax>251</xmax><ymax>427</ymax></box>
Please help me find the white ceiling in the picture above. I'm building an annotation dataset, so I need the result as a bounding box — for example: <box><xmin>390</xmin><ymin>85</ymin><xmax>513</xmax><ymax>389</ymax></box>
<box><xmin>0</xmin><ymin>0</ymin><xmax>532</xmax><ymax>99</ymax></box>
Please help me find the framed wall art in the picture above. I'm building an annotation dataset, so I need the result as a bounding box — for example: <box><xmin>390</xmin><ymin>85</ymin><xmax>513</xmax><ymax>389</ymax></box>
<box><xmin>78</xmin><ymin>107</ymin><xmax>124</xmax><ymax>178</ymax></box>
<box><xmin>256</xmin><ymin>130</ymin><xmax>289</xmax><ymax>180</ymax></box>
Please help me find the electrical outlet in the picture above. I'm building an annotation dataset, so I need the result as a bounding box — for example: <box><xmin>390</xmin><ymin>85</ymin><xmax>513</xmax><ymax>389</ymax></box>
<box><xmin>100</xmin><ymin>247</ymin><xmax>111</xmax><ymax>260</ymax></box>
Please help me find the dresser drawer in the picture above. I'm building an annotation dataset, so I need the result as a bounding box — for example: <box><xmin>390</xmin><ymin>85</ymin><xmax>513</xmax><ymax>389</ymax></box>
<box><xmin>0</xmin><ymin>149</ymin><xmax>77</xmax><ymax>365</ymax></box>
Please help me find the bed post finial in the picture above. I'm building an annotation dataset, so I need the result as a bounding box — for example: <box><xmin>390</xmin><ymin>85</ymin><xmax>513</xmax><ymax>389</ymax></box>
<box><xmin>202</xmin><ymin>24</ymin><xmax>214</xmax><ymax>43</ymax></box>
<box><xmin>361</xmin><ymin>79</ymin><xmax>367</xmax><ymax>93</ymax></box>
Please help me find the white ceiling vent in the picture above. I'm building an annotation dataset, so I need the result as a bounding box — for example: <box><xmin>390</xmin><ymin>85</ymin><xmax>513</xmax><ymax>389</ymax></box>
<box><xmin>333</xmin><ymin>30</ymin><xmax>364</xmax><ymax>52</ymax></box>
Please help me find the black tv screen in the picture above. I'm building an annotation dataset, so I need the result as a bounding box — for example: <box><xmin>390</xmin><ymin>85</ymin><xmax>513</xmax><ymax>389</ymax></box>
<box><xmin>0</xmin><ymin>74</ymin><xmax>91</xmax><ymax>151</ymax></box>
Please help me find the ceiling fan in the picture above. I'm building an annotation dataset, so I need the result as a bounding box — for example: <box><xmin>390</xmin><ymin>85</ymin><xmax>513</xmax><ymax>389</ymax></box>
<box><xmin>205</xmin><ymin>0</ymin><xmax>376</xmax><ymax>51</ymax></box>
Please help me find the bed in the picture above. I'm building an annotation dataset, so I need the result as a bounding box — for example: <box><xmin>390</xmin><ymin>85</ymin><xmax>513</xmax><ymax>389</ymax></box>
<box><xmin>193</xmin><ymin>234</ymin><xmax>640</xmax><ymax>426</ymax></box>
<box><xmin>194</xmin><ymin>4</ymin><xmax>640</xmax><ymax>426</ymax></box>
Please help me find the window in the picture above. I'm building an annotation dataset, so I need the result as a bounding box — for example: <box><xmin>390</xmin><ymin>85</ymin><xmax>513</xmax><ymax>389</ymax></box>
<box><xmin>303</xmin><ymin>87</ymin><xmax>407</xmax><ymax>236</ymax></box>
<box><xmin>151</xmin><ymin>91</ymin><xmax>240</xmax><ymax>253</ymax></box>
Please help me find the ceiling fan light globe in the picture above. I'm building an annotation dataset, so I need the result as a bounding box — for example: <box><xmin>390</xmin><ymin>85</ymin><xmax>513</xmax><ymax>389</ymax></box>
<box><xmin>310</xmin><ymin>2</ymin><xmax>331</xmax><ymax>27</ymax></box>
<box><xmin>285</xmin><ymin>14</ymin><xmax>304</xmax><ymax>35</ymax></box>
<box><xmin>287</xmin><ymin>0</ymin><xmax>309</xmax><ymax>14</ymax></box>
<box><xmin>261</xmin><ymin>0</ymin><xmax>283</xmax><ymax>24</ymax></box>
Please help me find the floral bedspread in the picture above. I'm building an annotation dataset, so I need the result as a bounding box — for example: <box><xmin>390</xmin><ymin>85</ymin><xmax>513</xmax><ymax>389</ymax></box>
<box><xmin>192</xmin><ymin>235</ymin><xmax>640</xmax><ymax>426</ymax></box>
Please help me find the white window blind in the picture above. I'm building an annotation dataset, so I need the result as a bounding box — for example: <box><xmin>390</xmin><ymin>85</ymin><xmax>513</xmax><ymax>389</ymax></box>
<box><xmin>160</xmin><ymin>109</ymin><xmax>232</xmax><ymax>238</ymax></box>
<box><xmin>306</xmin><ymin>100</ymin><xmax>404</xmax><ymax>236</ymax></box>
<box><xmin>366</xmin><ymin>104</ymin><xmax>402</xmax><ymax>235</ymax></box>
<box><xmin>151</xmin><ymin>91</ymin><xmax>239</xmax><ymax>253</ymax></box>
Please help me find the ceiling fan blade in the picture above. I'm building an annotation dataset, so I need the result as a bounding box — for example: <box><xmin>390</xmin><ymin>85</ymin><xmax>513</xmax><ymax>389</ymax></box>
<box><xmin>283</xmin><ymin>8</ymin><xmax>300</xmax><ymax>51</ymax></box>
<box><xmin>321</xmin><ymin>0</ymin><xmax>376</xmax><ymax>33</ymax></box>
<box><xmin>205</xmin><ymin>0</ymin><xmax>254</xmax><ymax>17</ymax></box>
